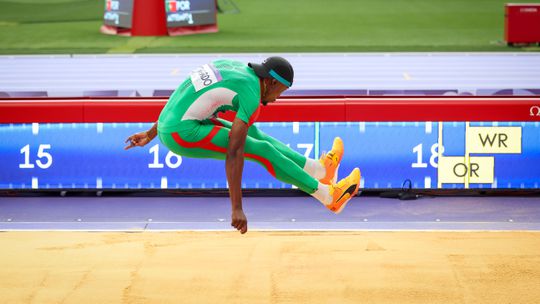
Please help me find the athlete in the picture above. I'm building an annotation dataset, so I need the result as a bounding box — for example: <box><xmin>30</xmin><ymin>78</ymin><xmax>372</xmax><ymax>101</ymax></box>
<box><xmin>125</xmin><ymin>57</ymin><xmax>361</xmax><ymax>234</ymax></box>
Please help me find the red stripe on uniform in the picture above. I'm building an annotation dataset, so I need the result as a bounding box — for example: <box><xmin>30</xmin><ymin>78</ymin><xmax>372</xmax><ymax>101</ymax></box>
<box><xmin>171</xmin><ymin>126</ymin><xmax>221</xmax><ymax>148</ymax></box>
<box><xmin>245</xmin><ymin>153</ymin><xmax>276</xmax><ymax>177</ymax></box>
<box><xmin>170</xmin><ymin>126</ymin><xmax>276</xmax><ymax>178</ymax></box>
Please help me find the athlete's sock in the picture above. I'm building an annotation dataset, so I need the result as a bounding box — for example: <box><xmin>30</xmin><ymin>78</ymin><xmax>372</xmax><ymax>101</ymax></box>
<box><xmin>311</xmin><ymin>182</ymin><xmax>331</xmax><ymax>206</ymax></box>
<box><xmin>303</xmin><ymin>158</ymin><xmax>325</xmax><ymax>180</ymax></box>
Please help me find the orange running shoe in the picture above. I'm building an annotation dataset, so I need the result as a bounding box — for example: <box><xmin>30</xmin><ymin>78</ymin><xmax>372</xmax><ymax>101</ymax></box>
<box><xmin>327</xmin><ymin>168</ymin><xmax>361</xmax><ymax>214</ymax></box>
<box><xmin>319</xmin><ymin>137</ymin><xmax>344</xmax><ymax>185</ymax></box>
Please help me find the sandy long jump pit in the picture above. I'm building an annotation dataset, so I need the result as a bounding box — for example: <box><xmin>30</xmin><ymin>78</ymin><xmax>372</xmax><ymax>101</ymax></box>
<box><xmin>1</xmin><ymin>231</ymin><xmax>539</xmax><ymax>304</ymax></box>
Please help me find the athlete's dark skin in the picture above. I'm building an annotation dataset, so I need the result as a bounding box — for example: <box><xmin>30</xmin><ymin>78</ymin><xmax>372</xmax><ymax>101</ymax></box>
<box><xmin>124</xmin><ymin>77</ymin><xmax>288</xmax><ymax>234</ymax></box>
<box><xmin>227</xmin><ymin>78</ymin><xmax>287</xmax><ymax>234</ymax></box>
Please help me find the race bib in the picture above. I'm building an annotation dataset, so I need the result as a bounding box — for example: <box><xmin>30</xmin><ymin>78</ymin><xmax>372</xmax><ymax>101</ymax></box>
<box><xmin>190</xmin><ymin>64</ymin><xmax>222</xmax><ymax>92</ymax></box>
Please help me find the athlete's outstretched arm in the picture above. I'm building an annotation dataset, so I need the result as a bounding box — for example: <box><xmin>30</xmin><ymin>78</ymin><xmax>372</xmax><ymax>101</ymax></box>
<box><xmin>226</xmin><ymin>117</ymin><xmax>249</xmax><ymax>234</ymax></box>
<box><xmin>124</xmin><ymin>122</ymin><xmax>157</xmax><ymax>150</ymax></box>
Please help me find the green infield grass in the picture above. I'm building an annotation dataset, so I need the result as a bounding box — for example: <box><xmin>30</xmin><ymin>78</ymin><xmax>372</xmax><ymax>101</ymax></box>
<box><xmin>0</xmin><ymin>0</ymin><xmax>538</xmax><ymax>54</ymax></box>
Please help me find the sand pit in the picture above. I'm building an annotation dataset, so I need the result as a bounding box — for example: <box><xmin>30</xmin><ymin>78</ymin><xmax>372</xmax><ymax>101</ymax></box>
<box><xmin>1</xmin><ymin>231</ymin><xmax>539</xmax><ymax>304</ymax></box>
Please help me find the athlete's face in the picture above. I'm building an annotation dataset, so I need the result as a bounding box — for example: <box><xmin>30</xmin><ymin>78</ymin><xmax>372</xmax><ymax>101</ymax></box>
<box><xmin>261</xmin><ymin>78</ymin><xmax>288</xmax><ymax>106</ymax></box>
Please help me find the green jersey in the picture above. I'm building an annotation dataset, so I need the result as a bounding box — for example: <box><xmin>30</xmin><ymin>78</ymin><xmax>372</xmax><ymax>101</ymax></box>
<box><xmin>158</xmin><ymin>59</ymin><xmax>262</xmax><ymax>133</ymax></box>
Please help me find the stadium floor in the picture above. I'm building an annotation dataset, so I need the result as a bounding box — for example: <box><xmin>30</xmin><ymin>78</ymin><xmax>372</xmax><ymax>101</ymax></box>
<box><xmin>1</xmin><ymin>196</ymin><xmax>538</xmax><ymax>303</ymax></box>
<box><xmin>1</xmin><ymin>196</ymin><xmax>540</xmax><ymax>231</ymax></box>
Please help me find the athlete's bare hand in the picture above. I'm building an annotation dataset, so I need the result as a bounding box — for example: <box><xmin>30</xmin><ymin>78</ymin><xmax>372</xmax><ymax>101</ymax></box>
<box><xmin>124</xmin><ymin>131</ymin><xmax>152</xmax><ymax>150</ymax></box>
<box><xmin>231</xmin><ymin>209</ymin><xmax>248</xmax><ymax>234</ymax></box>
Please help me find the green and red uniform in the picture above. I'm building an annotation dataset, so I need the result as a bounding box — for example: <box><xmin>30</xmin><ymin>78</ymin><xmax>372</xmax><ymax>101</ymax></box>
<box><xmin>157</xmin><ymin>59</ymin><xmax>318</xmax><ymax>193</ymax></box>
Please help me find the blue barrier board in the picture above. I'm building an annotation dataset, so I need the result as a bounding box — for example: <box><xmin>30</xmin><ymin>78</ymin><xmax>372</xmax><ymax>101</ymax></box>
<box><xmin>1</xmin><ymin>122</ymin><xmax>539</xmax><ymax>190</ymax></box>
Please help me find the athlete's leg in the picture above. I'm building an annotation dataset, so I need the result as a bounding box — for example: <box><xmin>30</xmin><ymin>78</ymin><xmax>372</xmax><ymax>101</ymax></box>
<box><xmin>215</xmin><ymin>118</ymin><xmax>304</xmax><ymax>164</ymax></box>
<box><xmin>215</xmin><ymin>118</ymin><xmax>327</xmax><ymax>180</ymax></box>
<box><xmin>159</xmin><ymin>120</ymin><xmax>360</xmax><ymax>213</ymax></box>
<box><xmin>158</xmin><ymin>119</ymin><xmax>332</xmax><ymax>205</ymax></box>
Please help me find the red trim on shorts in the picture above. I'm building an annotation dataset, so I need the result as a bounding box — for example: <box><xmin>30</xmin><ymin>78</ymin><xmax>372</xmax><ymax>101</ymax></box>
<box><xmin>170</xmin><ymin>125</ymin><xmax>276</xmax><ymax>177</ymax></box>
<box><xmin>171</xmin><ymin>126</ymin><xmax>222</xmax><ymax>149</ymax></box>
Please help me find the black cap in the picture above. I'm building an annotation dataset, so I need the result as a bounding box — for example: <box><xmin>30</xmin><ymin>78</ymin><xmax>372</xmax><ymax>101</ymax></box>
<box><xmin>248</xmin><ymin>56</ymin><xmax>294</xmax><ymax>87</ymax></box>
